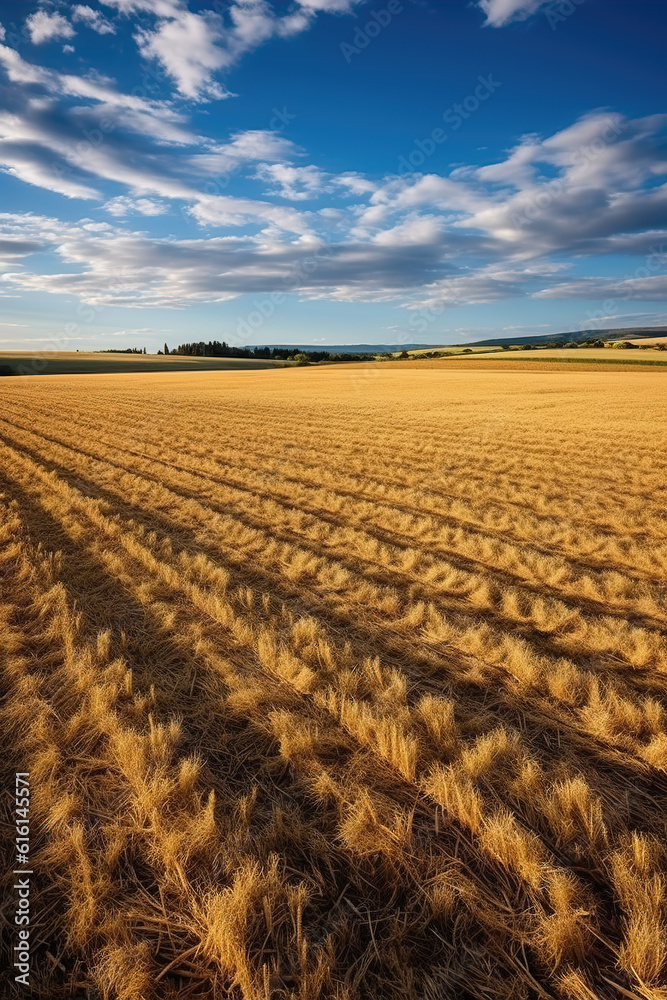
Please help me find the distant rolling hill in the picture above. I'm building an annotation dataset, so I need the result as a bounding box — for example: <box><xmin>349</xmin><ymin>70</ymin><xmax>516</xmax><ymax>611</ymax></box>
<box><xmin>266</xmin><ymin>329</ymin><xmax>667</xmax><ymax>353</ymax></box>
<box><xmin>458</xmin><ymin>326</ymin><xmax>667</xmax><ymax>348</ymax></box>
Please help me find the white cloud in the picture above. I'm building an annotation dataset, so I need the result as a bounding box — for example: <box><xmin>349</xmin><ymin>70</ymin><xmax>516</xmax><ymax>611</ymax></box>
<box><xmin>0</xmin><ymin>46</ymin><xmax>311</xmax><ymax>233</ymax></box>
<box><xmin>477</xmin><ymin>0</ymin><xmax>549</xmax><ymax>27</ymax></box>
<box><xmin>0</xmin><ymin>44</ymin><xmax>196</xmax><ymax>144</ymax></box>
<box><xmin>405</xmin><ymin>263</ymin><xmax>568</xmax><ymax>311</ymax></box>
<box><xmin>101</xmin><ymin>0</ymin><xmax>183</xmax><ymax>14</ymax></box>
<box><xmin>103</xmin><ymin>196</ymin><xmax>169</xmax><ymax>216</ymax></box>
<box><xmin>130</xmin><ymin>1</ymin><xmax>306</xmax><ymax>102</ymax></box>
<box><xmin>372</xmin><ymin>214</ymin><xmax>445</xmax><ymax>247</ymax></box>
<box><xmin>189</xmin><ymin>130</ymin><xmax>300</xmax><ymax>175</ymax></box>
<box><xmin>188</xmin><ymin>195</ymin><xmax>309</xmax><ymax>232</ymax></box>
<box><xmin>356</xmin><ymin>112</ymin><xmax>667</xmax><ymax>265</ymax></box>
<box><xmin>25</xmin><ymin>11</ymin><xmax>75</xmax><ymax>45</ymax></box>
<box><xmin>134</xmin><ymin>10</ymin><xmax>232</xmax><ymax>101</ymax></box>
<box><xmin>215</xmin><ymin>129</ymin><xmax>298</xmax><ymax>162</ymax></box>
<box><xmin>465</xmin><ymin>113</ymin><xmax>667</xmax><ymax>253</ymax></box>
<box><xmin>0</xmin><ymin>212</ymin><xmax>462</xmax><ymax>309</ymax></box>
<box><xmin>335</xmin><ymin>173</ymin><xmax>378</xmax><ymax>196</ymax></box>
<box><xmin>0</xmin><ymin>24</ymin><xmax>5</xmax><ymax>43</ymax></box>
<box><xmin>0</xmin><ymin>119</ymin><xmax>309</xmax><ymax>229</ymax></box>
<box><xmin>72</xmin><ymin>5</ymin><xmax>117</xmax><ymax>35</ymax></box>
<box><xmin>0</xmin><ymin>80</ymin><xmax>665</xmax><ymax>315</ymax></box>
<box><xmin>534</xmin><ymin>275</ymin><xmax>667</xmax><ymax>301</ymax></box>
<box><xmin>369</xmin><ymin>173</ymin><xmax>484</xmax><ymax>215</ymax></box>
<box><xmin>256</xmin><ymin>163</ymin><xmax>327</xmax><ymax>200</ymax></box>
<box><xmin>297</xmin><ymin>0</ymin><xmax>360</xmax><ymax>10</ymax></box>
<box><xmin>0</xmin><ymin>207</ymin><xmax>661</xmax><ymax>315</ymax></box>
<box><xmin>255</xmin><ymin>163</ymin><xmax>378</xmax><ymax>201</ymax></box>
<box><xmin>101</xmin><ymin>0</ymin><xmax>364</xmax><ymax>102</ymax></box>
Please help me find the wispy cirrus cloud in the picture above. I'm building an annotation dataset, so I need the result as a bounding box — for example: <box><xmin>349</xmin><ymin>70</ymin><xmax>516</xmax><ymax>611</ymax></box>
<box><xmin>103</xmin><ymin>196</ymin><xmax>168</xmax><ymax>216</ymax></box>
<box><xmin>71</xmin><ymin>5</ymin><xmax>117</xmax><ymax>35</ymax></box>
<box><xmin>256</xmin><ymin>163</ymin><xmax>377</xmax><ymax>201</ymax></box>
<box><xmin>0</xmin><ymin>43</ymin><xmax>195</xmax><ymax>143</ymax></box>
<box><xmin>0</xmin><ymin>43</ymin><xmax>311</xmax><ymax>231</ymax></box>
<box><xmin>100</xmin><ymin>0</ymin><xmax>364</xmax><ymax>101</ymax></box>
<box><xmin>477</xmin><ymin>0</ymin><xmax>552</xmax><ymax>28</ymax></box>
<box><xmin>535</xmin><ymin>276</ymin><xmax>667</xmax><ymax>301</ymax></box>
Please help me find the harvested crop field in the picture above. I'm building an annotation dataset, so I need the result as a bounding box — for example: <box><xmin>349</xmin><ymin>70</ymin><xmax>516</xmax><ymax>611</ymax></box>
<box><xmin>369</xmin><ymin>355</ymin><xmax>667</xmax><ymax>373</ymax></box>
<box><xmin>0</xmin><ymin>352</ymin><xmax>278</xmax><ymax>377</ymax></box>
<box><xmin>1</xmin><ymin>366</ymin><xmax>666</xmax><ymax>1000</ymax></box>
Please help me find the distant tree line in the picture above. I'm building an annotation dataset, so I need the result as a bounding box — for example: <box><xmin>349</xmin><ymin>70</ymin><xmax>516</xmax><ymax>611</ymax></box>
<box><xmin>164</xmin><ymin>340</ymin><xmax>375</xmax><ymax>363</ymax></box>
<box><xmin>500</xmin><ymin>338</ymin><xmax>607</xmax><ymax>350</ymax></box>
<box><xmin>94</xmin><ymin>338</ymin><xmax>665</xmax><ymax>360</ymax></box>
<box><xmin>99</xmin><ymin>347</ymin><xmax>147</xmax><ymax>354</ymax></box>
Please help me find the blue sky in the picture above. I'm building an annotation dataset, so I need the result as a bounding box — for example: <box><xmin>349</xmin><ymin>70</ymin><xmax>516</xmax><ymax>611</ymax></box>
<box><xmin>0</xmin><ymin>0</ymin><xmax>666</xmax><ymax>350</ymax></box>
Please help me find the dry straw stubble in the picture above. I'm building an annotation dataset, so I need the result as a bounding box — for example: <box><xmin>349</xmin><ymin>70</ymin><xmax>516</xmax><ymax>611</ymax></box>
<box><xmin>0</xmin><ymin>365</ymin><xmax>666</xmax><ymax>999</ymax></box>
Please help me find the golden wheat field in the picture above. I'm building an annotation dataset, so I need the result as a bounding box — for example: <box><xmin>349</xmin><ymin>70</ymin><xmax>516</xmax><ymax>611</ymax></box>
<box><xmin>365</xmin><ymin>355</ymin><xmax>667</xmax><ymax>373</ymax></box>
<box><xmin>1</xmin><ymin>366</ymin><xmax>667</xmax><ymax>1000</ymax></box>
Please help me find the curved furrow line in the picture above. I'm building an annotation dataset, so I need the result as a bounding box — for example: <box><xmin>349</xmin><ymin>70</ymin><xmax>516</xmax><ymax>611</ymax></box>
<box><xmin>2</xmin><ymin>433</ymin><xmax>666</xmax><ymax>789</ymax></box>
<box><xmin>17</xmin><ymin>382</ymin><xmax>666</xmax><ymax>487</ymax></box>
<box><xmin>1</xmin><ymin>421</ymin><xmax>665</xmax><ymax>700</ymax></box>
<box><xmin>0</xmin><ymin>452</ymin><xmax>606</xmax><ymax>1000</ymax></box>
<box><xmin>11</xmin><ymin>397</ymin><xmax>667</xmax><ymax>578</ymax></box>
<box><xmin>1</xmin><ymin>410</ymin><xmax>665</xmax><ymax>632</ymax></box>
<box><xmin>0</xmin><ymin>448</ymin><xmax>659</xmax><ymax>1000</ymax></box>
<box><xmin>2</xmin><ymin>493</ymin><xmax>475</xmax><ymax>998</ymax></box>
<box><xmin>1</xmin><ymin>397</ymin><xmax>665</xmax><ymax>534</ymax></box>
